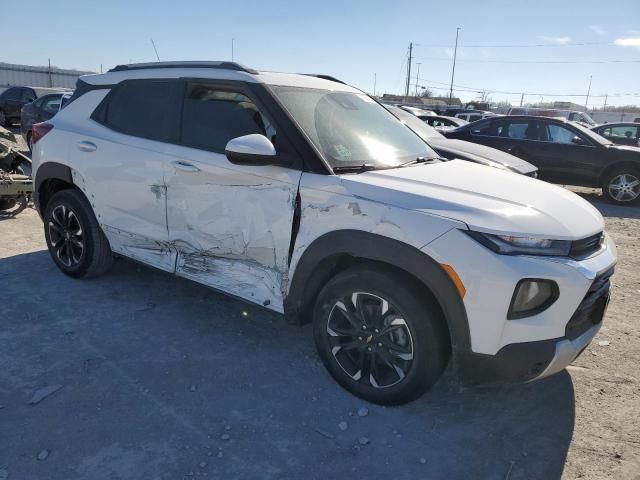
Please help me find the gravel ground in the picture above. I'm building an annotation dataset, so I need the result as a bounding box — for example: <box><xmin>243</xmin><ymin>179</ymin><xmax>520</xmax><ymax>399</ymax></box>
<box><xmin>0</xmin><ymin>134</ymin><xmax>638</xmax><ymax>479</ymax></box>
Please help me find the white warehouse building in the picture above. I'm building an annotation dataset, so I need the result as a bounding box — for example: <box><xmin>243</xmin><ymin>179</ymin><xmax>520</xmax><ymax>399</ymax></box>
<box><xmin>0</xmin><ymin>62</ymin><xmax>93</xmax><ymax>92</ymax></box>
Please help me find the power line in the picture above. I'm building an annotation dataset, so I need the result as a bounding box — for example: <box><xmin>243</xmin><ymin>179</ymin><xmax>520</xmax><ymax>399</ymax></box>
<box><xmin>414</xmin><ymin>41</ymin><xmax>614</xmax><ymax>48</ymax></box>
<box><xmin>413</xmin><ymin>57</ymin><xmax>640</xmax><ymax>65</ymax></box>
<box><xmin>414</xmin><ymin>77</ymin><xmax>640</xmax><ymax>97</ymax></box>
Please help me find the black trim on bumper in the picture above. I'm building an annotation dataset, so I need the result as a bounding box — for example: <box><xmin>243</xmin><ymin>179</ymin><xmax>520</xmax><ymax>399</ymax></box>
<box><xmin>457</xmin><ymin>338</ymin><xmax>558</xmax><ymax>385</ymax></box>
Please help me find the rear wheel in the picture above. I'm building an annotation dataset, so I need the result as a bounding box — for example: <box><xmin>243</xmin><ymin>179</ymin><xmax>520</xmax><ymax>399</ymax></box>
<box><xmin>43</xmin><ymin>189</ymin><xmax>113</xmax><ymax>278</ymax></box>
<box><xmin>313</xmin><ymin>266</ymin><xmax>449</xmax><ymax>405</ymax></box>
<box><xmin>602</xmin><ymin>169</ymin><xmax>640</xmax><ymax>205</ymax></box>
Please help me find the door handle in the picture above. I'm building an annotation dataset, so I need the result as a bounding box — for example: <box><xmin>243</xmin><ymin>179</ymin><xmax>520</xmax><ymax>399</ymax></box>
<box><xmin>76</xmin><ymin>140</ymin><xmax>97</xmax><ymax>152</ymax></box>
<box><xmin>171</xmin><ymin>160</ymin><xmax>200</xmax><ymax>173</ymax></box>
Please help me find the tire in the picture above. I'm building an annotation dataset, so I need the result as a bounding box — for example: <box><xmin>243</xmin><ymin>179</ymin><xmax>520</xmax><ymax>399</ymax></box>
<box><xmin>0</xmin><ymin>110</ymin><xmax>6</xmax><ymax>127</ymax></box>
<box><xmin>313</xmin><ymin>266</ymin><xmax>449</xmax><ymax>405</ymax></box>
<box><xmin>43</xmin><ymin>189</ymin><xmax>113</xmax><ymax>278</ymax></box>
<box><xmin>602</xmin><ymin>169</ymin><xmax>640</xmax><ymax>205</ymax></box>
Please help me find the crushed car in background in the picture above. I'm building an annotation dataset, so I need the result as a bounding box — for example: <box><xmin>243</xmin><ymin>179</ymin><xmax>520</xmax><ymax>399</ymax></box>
<box><xmin>0</xmin><ymin>126</ymin><xmax>32</xmax><ymax>216</ymax></box>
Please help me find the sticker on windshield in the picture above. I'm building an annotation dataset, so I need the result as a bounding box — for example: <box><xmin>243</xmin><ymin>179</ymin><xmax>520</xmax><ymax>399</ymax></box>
<box><xmin>333</xmin><ymin>144</ymin><xmax>353</xmax><ymax>159</ymax></box>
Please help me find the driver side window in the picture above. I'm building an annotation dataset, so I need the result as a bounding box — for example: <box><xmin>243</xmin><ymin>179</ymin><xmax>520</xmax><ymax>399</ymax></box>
<box><xmin>546</xmin><ymin>124</ymin><xmax>582</xmax><ymax>145</ymax></box>
<box><xmin>180</xmin><ymin>83</ymin><xmax>276</xmax><ymax>154</ymax></box>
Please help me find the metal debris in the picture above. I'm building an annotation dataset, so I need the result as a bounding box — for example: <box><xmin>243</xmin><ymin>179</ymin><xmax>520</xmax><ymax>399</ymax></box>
<box><xmin>27</xmin><ymin>385</ymin><xmax>64</xmax><ymax>405</ymax></box>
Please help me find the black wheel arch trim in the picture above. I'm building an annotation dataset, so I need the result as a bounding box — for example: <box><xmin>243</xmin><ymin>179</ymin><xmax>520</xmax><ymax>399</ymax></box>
<box><xmin>284</xmin><ymin>229</ymin><xmax>472</xmax><ymax>353</ymax></box>
<box><xmin>34</xmin><ymin>162</ymin><xmax>74</xmax><ymax>217</ymax></box>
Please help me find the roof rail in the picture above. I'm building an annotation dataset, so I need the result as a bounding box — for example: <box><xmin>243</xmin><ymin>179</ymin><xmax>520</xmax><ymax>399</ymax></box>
<box><xmin>108</xmin><ymin>61</ymin><xmax>258</xmax><ymax>74</ymax></box>
<box><xmin>304</xmin><ymin>74</ymin><xmax>347</xmax><ymax>85</ymax></box>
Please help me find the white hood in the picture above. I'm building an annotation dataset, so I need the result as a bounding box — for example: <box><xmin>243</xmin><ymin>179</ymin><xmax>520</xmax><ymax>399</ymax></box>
<box><xmin>340</xmin><ymin>160</ymin><xmax>603</xmax><ymax>240</ymax></box>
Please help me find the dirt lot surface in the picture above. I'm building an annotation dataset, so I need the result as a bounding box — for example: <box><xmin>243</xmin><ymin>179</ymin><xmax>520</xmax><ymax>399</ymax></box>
<box><xmin>0</xmin><ymin>135</ymin><xmax>639</xmax><ymax>479</ymax></box>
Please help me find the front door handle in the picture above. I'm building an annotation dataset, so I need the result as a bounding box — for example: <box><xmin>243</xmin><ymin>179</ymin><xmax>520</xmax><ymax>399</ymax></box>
<box><xmin>77</xmin><ymin>141</ymin><xmax>97</xmax><ymax>152</ymax></box>
<box><xmin>171</xmin><ymin>160</ymin><xmax>200</xmax><ymax>173</ymax></box>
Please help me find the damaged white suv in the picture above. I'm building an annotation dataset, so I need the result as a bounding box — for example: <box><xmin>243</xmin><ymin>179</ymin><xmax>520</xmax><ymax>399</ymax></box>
<box><xmin>32</xmin><ymin>62</ymin><xmax>617</xmax><ymax>404</ymax></box>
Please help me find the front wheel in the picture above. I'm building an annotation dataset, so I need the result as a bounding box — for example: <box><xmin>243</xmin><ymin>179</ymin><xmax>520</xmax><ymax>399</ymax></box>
<box><xmin>43</xmin><ymin>189</ymin><xmax>114</xmax><ymax>278</ymax></box>
<box><xmin>602</xmin><ymin>169</ymin><xmax>640</xmax><ymax>205</ymax></box>
<box><xmin>313</xmin><ymin>266</ymin><xmax>449</xmax><ymax>405</ymax></box>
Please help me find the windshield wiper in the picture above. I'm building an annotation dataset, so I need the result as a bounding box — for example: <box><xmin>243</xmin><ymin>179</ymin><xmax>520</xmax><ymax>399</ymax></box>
<box><xmin>332</xmin><ymin>163</ymin><xmax>382</xmax><ymax>174</ymax></box>
<box><xmin>398</xmin><ymin>156</ymin><xmax>442</xmax><ymax>167</ymax></box>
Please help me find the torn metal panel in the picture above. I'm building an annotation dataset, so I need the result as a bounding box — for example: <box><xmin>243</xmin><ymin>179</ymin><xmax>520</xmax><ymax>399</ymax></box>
<box><xmin>164</xmin><ymin>145</ymin><xmax>302</xmax><ymax>312</ymax></box>
<box><xmin>287</xmin><ymin>173</ymin><xmax>460</xmax><ymax>296</ymax></box>
<box><xmin>102</xmin><ymin>225</ymin><xmax>177</xmax><ymax>273</ymax></box>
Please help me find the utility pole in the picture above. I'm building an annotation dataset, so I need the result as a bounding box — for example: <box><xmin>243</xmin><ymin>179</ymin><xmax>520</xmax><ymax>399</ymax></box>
<box><xmin>603</xmin><ymin>94</ymin><xmax>608</xmax><ymax>111</ymax></box>
<box><xmin>232</xmin><ymin>38</ymin><xmax>235</xmax><ymax>61</ymax></box>
<box><xmin>47</xmin><ymin>58</ymin><xmax>52</xmax><ymax>87</ymax></box>
<box><xmin>520</xmin><ymin>93</ymin><xmax>524</xmax><ymax>107</ymax></box>
<box><xmin>151</xmin><ymin>38</ymin><xmax>160</xmax><ymax>61</ymax></box>
<box><xmin>373</xmin><ymin>73</ymin><xmax>377</xmax><ymax>96</ymax></box>
<box><xmin>405</xmin><ymin>42</ymin><xmax>413</xmax><ymax>98</ymax></box>
<box><xmin>448</xmin><ymin>27</ymin><xmax>461</xmax><ymax>106</ymax></box>
<box><xmin>584</xmin><ymin>75</ymin><xmax>592</xmax><ymax>111</ymax></box>
<box><xmin>415</xmin><ymin>62</ymin><xmax>422</xmax><ymax>97</ymax></box>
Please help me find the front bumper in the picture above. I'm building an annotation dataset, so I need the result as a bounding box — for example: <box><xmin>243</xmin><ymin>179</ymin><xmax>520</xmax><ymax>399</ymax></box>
<box><xmin>423</xmin><ymin>227</ymin><xmax>616</xmax><ymax>385</ymax></box>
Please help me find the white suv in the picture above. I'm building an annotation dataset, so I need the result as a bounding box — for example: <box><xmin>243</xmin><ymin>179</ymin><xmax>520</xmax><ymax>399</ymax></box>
<box><xmin>31</xmin><ymin>61</ymin><xmax>616</xmax><ymax>405</ymax></box>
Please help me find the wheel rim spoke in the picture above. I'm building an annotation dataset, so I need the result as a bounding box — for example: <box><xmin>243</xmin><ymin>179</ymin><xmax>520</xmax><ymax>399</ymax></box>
<box><xmin>49</xmin><ymin>205</ymin><xmax>84</xmax><ymax>268</ymax></box>
<box><xmin>327</xmin><ymin>291</ymin><xmax>414</xmax><ymax>389</ymax></box>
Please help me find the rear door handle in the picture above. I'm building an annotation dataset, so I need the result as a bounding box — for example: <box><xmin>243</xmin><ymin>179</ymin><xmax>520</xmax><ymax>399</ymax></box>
<box><xmin>171</xmin><ymin>160</ymin><xmax>200</xmax><ymax>173</ymax></box>
<box><xmin>77</xmin><ymin>141</ymin><xmax>97</xmax><ymax>152</ymax></box>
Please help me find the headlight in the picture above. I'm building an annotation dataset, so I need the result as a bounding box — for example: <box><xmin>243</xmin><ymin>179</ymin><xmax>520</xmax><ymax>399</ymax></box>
<box><xmin>465</xmin><ymin>231</ymin><xmax>571</xmax><ymax>256</ymax></box>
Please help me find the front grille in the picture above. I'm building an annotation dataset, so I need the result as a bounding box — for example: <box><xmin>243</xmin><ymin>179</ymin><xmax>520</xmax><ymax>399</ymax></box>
<box><xmin>570</xmin><ymin>232</ymin><xmax>604</xmax><ymax>259</ymax></box>
<box><xmin>565</xmin><ymin>267</ymin><xmax>614</xmax><ymax>340</ymax></box>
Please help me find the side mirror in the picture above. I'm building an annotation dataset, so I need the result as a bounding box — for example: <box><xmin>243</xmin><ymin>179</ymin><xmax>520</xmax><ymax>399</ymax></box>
<box><xmin>225</xmin><ymin>134</ymin><xmax>286</xmax><ymax>166</ymax></box>
<box><xmin>571</xmin><ymin>136</ymin><xmax>587</xmax><ymax>146</ymax></box>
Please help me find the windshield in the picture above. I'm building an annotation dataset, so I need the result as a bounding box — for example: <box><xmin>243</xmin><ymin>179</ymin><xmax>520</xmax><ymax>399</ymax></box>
<box><xmin>269</xmin><ymin>86</ymin><xmax>437</xmax><ymax>168</ymax></box>
<box><xmin>384</xmin><ymin>105</ymin><xmax>444</xmax><ymax>142</ymax></box>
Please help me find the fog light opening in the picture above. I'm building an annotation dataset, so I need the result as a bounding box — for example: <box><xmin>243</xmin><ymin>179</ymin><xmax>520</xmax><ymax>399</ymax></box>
<box><xmin>508</xmin><ymin>279</ymin><xmax>559</xmax><ymax>319</ymax></box>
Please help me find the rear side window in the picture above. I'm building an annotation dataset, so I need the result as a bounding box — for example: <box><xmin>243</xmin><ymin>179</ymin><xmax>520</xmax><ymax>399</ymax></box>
<box><xmin>93</xmin><ymin>80</ymin><xmax>181</xmax><ymax>142</ymax></box>
<box><xmin>180</xmin><ymin>83</ymin><xmax>275</xmax><ymax>153</ymax></box>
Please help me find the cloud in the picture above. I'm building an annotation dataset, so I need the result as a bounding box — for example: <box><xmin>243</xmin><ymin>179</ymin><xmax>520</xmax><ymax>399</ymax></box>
<box><xmin>538</xmin><ymin>36</ymin><xmax>572</xmax><ymax>44</ymax></box>
<box><xmin>589</xmin><ymin>25</ymin><xmax>607</xmax><ymax>36</ymax></box>
<box><xmin>614</xmin><ymin>37</ymin><xmax>640</xmax><ymax>48</ymax></box>
<box><xmin>625</xmin><ymin>29</ymin><xmax>640</xmax><ymax>35</ymax></box>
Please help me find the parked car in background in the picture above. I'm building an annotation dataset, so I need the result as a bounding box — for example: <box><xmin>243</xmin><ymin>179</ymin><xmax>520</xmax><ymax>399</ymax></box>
<box><xmin>508</xmin><ymin>107</ymin><xmax>597</xmax><ymax>128</ymax></box>
<box><xmin>32</xmin><ymin>61</ymin><xmax>615</xmax><ymax>404</ymax></box>
<box><xmin>0</xmin><ymin>86</ymin><xmax>71</xmax><ymax>126</ymax></box>
<box><xmin>21</xmin><ymin>93</ymin><xmax>72</xmax><ymax>150</ymax></box>
<box><xmin>385</xmin><ymin>105</ymin><xmax>537</xmax><ymax>176</ymax></box>
<box><xmin>398</xmin><ymin>105</ymin><xmax>436</xmax><ymax>116</ymax></box>
<box><xmin>455</xmin><ymin>111</ymin><xmax>500</xmax><ymax>123</ymax></box>
<box><xmin>421</xmin><ymin>115</ymin><xmax>468</xmax><ymax>132</ymax></box>
<box><xmin>445</xmin><ymin>115</ymin><xmax>640</xmax><ymax>204</ymax></box>
<box><xmin>591</xmin><ymin>123</ymin><xmax>639</xmax><ymax>147</ymax></box>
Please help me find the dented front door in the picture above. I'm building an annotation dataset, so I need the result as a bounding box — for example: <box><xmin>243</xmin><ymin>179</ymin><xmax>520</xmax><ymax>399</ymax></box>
<box><xmin>164</xmin><ymin>148</ymin><xmax>301</xmax><ymax>312</ymax></box>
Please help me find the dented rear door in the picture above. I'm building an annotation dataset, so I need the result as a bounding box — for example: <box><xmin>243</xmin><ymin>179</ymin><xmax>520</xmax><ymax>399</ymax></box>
<box><xmin>164</xmin><ymin>82</ymin><xmax>302</xmax><ymax>312</ymax></box>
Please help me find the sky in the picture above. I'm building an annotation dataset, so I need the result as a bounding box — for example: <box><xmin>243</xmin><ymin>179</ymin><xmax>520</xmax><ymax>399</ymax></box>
<box><xmin>3</xmin><ymin>0</ymin><xmax>640</xmax><ymax>107</ymax></box>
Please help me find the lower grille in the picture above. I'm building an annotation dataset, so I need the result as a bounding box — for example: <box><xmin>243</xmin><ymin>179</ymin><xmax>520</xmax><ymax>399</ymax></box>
<box><xmin>565</xmin><ymin>267</ymin><xmax>613</xmax><ymax>340</ymax></box>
